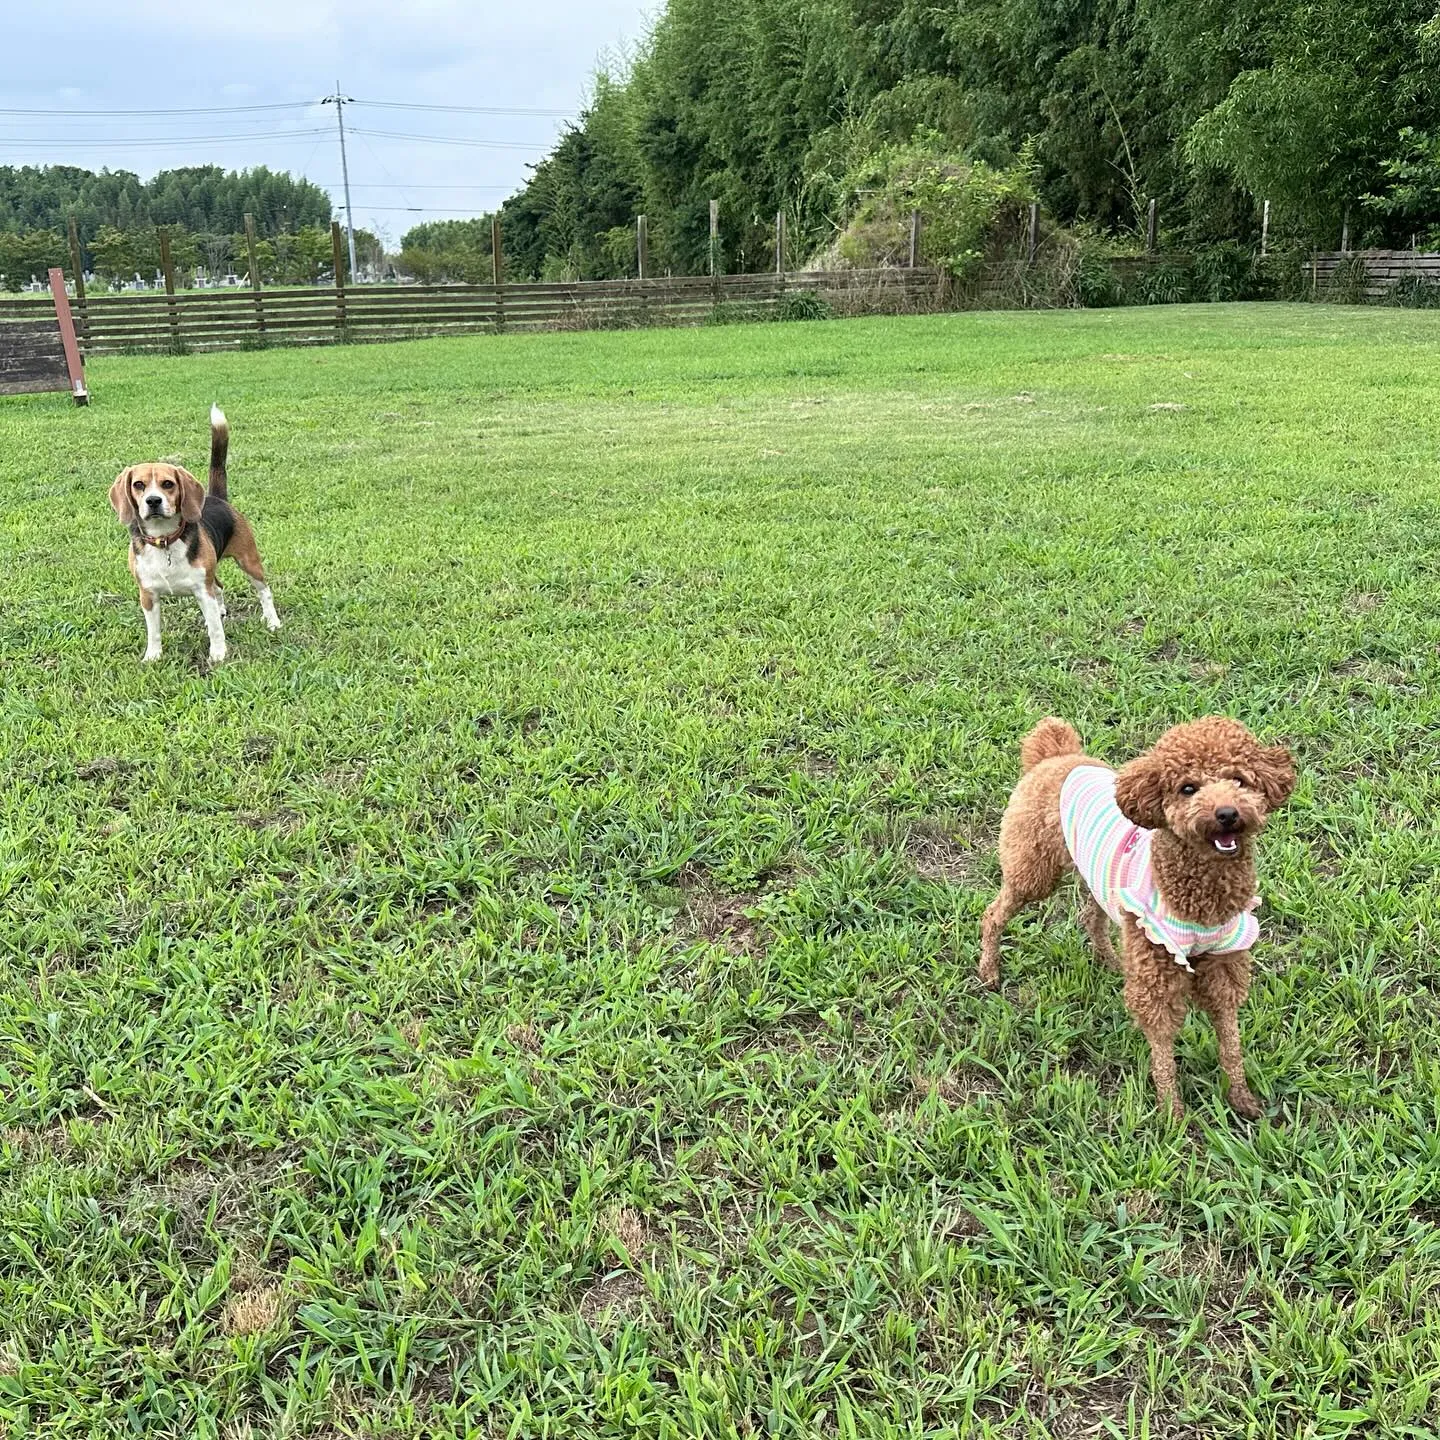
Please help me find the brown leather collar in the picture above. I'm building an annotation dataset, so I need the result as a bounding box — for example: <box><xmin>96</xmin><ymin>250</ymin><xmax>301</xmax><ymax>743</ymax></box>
<box><xmin>136</xmin><ymin>518</ymin><xmax>188</xmax><ymax>549</ymax></box>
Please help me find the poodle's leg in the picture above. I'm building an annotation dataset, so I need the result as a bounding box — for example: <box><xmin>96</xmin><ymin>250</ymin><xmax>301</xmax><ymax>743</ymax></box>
<box><xmin>1121</xmin><ymin>933</ymin><xmax>1191</xmax><ymax>1119</ymax></box>
<box><xmin>980</xmin><ymin>861</ymin><xmax>1066</xmax><ymax>988</ymax></box>
<box><xmin>980</xmin><ymin>764</ymin><xmax>1074</xmax><ymax>989</ymax></box>
<box><xmin>1080</xmin><ymin>895</ymin><xmax>1119</xmax><ymax>970</ymax></box>
<box><xmin>1194</xmin><ymin>951</ymin><xmax>1261</xmax><ymax>1119</ymax></box>
<box><xmin>979</xmin><ymin>883</ymin><xmax>1027</xmax><ymax>988</ymax></box>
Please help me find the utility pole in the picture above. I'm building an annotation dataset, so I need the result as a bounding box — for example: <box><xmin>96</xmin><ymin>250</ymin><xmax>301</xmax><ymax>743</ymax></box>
<box><xmin>322</xmin><ymin>85</ymin><xmax>359</xmax><ymax>283</ymax></box>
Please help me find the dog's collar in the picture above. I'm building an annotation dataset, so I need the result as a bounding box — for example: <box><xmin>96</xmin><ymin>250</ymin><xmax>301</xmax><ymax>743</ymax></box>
<box><xmin>136</xmin><ymin>518</ymin><xmax>188</xmax><ymax>549</ymax></box>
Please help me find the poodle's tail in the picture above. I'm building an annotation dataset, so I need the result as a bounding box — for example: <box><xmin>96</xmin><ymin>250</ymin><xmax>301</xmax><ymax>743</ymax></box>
<box><xmin>1020</xmin><ymin>717</ymin><xmax>1082</xmax><ymax>774</ymax></box>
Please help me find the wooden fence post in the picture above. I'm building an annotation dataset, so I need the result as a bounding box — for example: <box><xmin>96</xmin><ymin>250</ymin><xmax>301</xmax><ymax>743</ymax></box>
<box><xmin>775</xmin><ymin>210</ymin><xmax>786</xmax><ymax>306</ymax></box>
<box><xmin>1027</xmin><ymin>203</ymin><xmax>1039</xmax><ymax>265</ymax></box>
<box><xmin>1146</xmin><ymin>198</ymin><xmax>1158</xmax><ymax>254</ymax></box>
<box><xmin>492</xmin><ymin>218</ymin><xmax>505</xmax><ymax>333</ymax></box>
<box><xmin>244</xmin><ymin>213</ymin><xmax>266</xmax><ymax>345</ymax></box>
<box><xmin>636</xmin><ymin>215</ymin><xmax>648</xmax><ymax>281</ymax></box>
<box><xmin>47</xmin><ymin>267</ymin><xmax>88</xmax><ymax>405</ymax></box>
<box><xmin>331</xmin><ymin>220</ymin><xmax>347</xmax><ymax>340</ymax></box>
<box><xmin>709</xmin><ymin>199</ymin><xmax>720</xmax><ymax>303</ymax></box>
<box><xmin>158</xmin><ymin>226</ymin><xmax>181</xmax><ymax>352</ymax></box>
<box><xmin>1261</xmin><ymin>199</ymin><xmax>1270</xmax><ymax>257</ymax></box>
<box><xmin>1340</xmin><ymin>207</ymin><xmax>1350</xmax><ymax>254</ymax></box>
<box><xmin>908</xmin><ymin>210</ymin><xmax>921</xmax><ymax>268</ymax></box>
<box><xmin>66</xmin><ymin>216</ymin><xmax>86</xmax><ymax>313</ymax></box>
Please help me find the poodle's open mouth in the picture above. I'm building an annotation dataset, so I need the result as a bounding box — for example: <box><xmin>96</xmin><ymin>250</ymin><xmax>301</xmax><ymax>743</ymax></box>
<box><xmin>1211</xmin><ymin>834</ymin><xmax>1242</xmax><ymax>856</ymax></box>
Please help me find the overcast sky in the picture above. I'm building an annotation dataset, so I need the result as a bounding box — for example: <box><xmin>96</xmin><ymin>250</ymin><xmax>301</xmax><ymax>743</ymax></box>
<box><xmin>4</xmin><ymin>0</ymin><xmax>653</xmax><ymax>244</ymax></box>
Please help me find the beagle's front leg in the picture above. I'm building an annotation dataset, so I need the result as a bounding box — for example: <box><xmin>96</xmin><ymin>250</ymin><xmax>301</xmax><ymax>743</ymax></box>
<box><xmin>140</xmin><ymin>587</ymin><xmax>162</xmax><ymax>663</ymax></box>
<box><xmin>196</xmin><ymin>582</ymin><xmax>227</xmax><ymax>665</ymax></box>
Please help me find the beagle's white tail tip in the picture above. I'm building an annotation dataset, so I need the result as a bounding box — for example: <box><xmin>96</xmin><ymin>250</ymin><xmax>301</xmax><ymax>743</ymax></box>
<box><xmin>210</xmin><ymin>403</ymin><xmax>227</xmax><ymax>430</ymax></box>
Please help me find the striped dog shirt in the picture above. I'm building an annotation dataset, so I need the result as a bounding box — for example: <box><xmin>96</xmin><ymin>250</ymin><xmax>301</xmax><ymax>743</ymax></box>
<box><xmin>1059</xmin><ymin>765</ymin><xmax>1259</xmax><ymax>971</ymax></box>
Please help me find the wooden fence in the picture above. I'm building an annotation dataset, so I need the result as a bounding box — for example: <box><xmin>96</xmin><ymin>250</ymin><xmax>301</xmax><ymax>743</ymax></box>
<box><xmin>1311</xmin><ymin>249</ymin><xmax>1440</xmax><ymax>300</ymax></box>
<box><xmin>0</xmin><ymin>269</ymin><xmax>88</xmax><ymax>402</ymax></box>
<box><xmin>0</xmin><ymin>266</ymin><xmax>944</xmax><ymax>357</ymax></box>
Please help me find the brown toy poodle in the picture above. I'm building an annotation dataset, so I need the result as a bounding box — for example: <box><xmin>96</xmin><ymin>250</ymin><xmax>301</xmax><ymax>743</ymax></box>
<box><xmin>979</xmin><ymin>716</ymin><xmax>1295</xmax><ymax>1118</ymax></box>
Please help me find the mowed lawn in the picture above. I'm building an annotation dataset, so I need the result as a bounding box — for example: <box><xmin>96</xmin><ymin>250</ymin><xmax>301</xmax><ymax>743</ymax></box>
<box><xmin>1</xmin><ymin>304</ymin><xmax>1438</xmax><ymax>1437</ymax></box>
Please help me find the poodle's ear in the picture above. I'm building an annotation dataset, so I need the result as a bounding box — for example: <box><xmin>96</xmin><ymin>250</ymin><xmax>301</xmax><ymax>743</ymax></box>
<box><xmin>109</xmin><ymin>468</ymin><xmax>138</xmax><ymax>525</ymax></box>
<box><xmin>173</xmin><ymin>466</ymin><xmax>205</xmax><ymax>523</ymax></box>
<box><xmin>1252</xmin><ymin>744</ymin><xmax>1295</xmax><ymax>809</ymax></box>
<box><xmin>1114</xmin><ymin>753</ymin><xmax>1168</xmax><ymax>829</ymax></box>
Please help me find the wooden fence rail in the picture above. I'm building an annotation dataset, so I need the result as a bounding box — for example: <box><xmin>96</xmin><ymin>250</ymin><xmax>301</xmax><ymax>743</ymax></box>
<box><xmin>1311</xmin><ymin>249</ymin><xmax>1440</xmax><ymax>300</ymax></box>
<box><xmin>0</xmin><ymin>267</ymin><xmax>944</xmax><ymax>356</ymax></box>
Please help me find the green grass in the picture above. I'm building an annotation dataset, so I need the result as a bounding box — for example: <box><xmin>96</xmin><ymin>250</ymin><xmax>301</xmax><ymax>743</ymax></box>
<box><xmin>1</xmin><ymin>303</ymin><xmax>1439</xmax><ymax>1437</ymax></box>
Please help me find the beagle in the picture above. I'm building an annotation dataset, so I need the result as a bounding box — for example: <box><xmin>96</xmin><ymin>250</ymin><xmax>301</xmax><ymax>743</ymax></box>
<box><xmin>109</xmin><ymin>405</ymin><xmax>280</xmax><ymax>664</ymax></box>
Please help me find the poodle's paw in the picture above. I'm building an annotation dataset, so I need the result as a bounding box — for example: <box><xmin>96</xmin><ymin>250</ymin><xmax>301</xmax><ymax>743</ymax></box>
<box><xmin>1226</xmin><ymin>1085</ymin><xmax>1264</xmax><ymax>1121</ymax></box>
<box><xmin>1158</xmin><ymin>1093</ymin><xmax>1185</xmax><ymax>1123</ymax></box>
<box><xmin>977</xmin><ymin>958</ymin><xmax>1001</xmax><ymax>990</ymax></box>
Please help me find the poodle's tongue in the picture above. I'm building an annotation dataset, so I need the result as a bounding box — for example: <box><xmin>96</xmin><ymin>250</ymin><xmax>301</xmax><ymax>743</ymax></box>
<box><xmin>1212</xmin><ymin>835</ymin><xmax>1241</xmax><ymax>856</ymax></box>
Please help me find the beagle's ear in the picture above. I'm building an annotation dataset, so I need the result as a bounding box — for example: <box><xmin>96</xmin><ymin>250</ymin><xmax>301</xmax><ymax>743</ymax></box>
<box><xmin>1113</xmin><ymin>752</ymin><xmax>1168</xmax><ymax>830</ymax></box>
<box><xmin>109</xmin><ymin>468</ymin><xmax>138</xmax><ymax>525</ymax></box>
<box><xmin>174</xmin><ymin>466</ymin><xmax>205</xmax><ymax>523</ymax></box>
<box><xmin>1253</xmin><ymin>743</ymin><xmax>1296</xmax><ymax>810</ymax></box>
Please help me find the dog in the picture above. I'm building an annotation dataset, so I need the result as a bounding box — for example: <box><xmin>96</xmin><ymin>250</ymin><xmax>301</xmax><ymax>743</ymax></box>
<box><xmin>109</xmin><ymin>406</ymin><xmax>280</xmax><ymax>665</ymax></box>
<box><xmin>979</xmin><ymin>717</ymin><xmax>1295</xmax><ymax>1119</ymax></box>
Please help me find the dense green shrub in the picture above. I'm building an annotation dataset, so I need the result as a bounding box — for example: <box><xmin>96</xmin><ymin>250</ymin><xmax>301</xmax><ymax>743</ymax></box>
<box><xmin>1324</xmin><ymin>254</ymin><xmax>1371</xmax><ymax>305</ymax></box>
<box><xmin>775</xmin><ymin>291</ymin><xmax>833</xmax><ymax>321</ymax></box>
<box><xmin>1191</xmin><ymin>242</ymin><xmax>1262</xmax><ymax>302</ymax></box>
<box><xmin>1384</xmin><ymin>273</ymin><xmax>1440</xmax><ymax>307</ymax></box>
<box><xmin>1136</xmin><ymin>263</ymin><xmax>1191</xmax><ymax>304</ymax></box>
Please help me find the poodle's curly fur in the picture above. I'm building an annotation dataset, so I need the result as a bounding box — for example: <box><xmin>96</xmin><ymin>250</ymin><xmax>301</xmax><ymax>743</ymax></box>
<box><xmin>980</xmin><ymin>716</ymin><xmax>1295</xmax><ymax>1119</ymax></box>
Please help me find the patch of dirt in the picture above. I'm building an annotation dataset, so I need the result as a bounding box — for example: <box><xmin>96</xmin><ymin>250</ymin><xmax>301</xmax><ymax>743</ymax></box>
<box><xmin>1347</xmin><ymin>591</ymin><xmax>1385</xmax><ymax>613</ymax></box>
<box><xmin>1188</xmin><ymin>659</ymin><xmax>1230</xmax><ymax>682</ymax></box>
<box><xmin>239</xmin><ymin>735</ymin><xmax>277</xmax><ymax>764</ymax></box>
<box><xmin>75</xmin><ymin>757</ymin><xmax>130</xmax><ymax>781</ymax></box>
<box><xmin>1052</xmin><ymin>1377</ymin><xmax>1148</xmax><ymax>1438</ymax></box>
<box><xmin>234</xmin><ymin>809</ymin><xmax>302</xmax><ymax>834</ymax></box>
<box><xmin>473</xmin><ymin>708</ymin><xmax>543</xmax><ymax>738</ymax></box>
<box><xmin>798</xmin><ymin>751</ymin><xmax>839</xmax><ymax>780</ymax></box>
<box><xmin>913</xmin><ymin>1066</ymin><xmax>1003</xmax><ymax>1106</ymax></box>
<box><xmin>905</xmin><ymin>817</ymin><xmax>984</xmax><ymax>884</ymax></box>
<box><xmin>1147</xmin><ymin>401</ymin><xmax>1186</xmax><ymax>411</ymax></box>
<box><xmin>577</xmin><ymin>1270</ymin><xmax>649</xmax><ymax>1327</ymax></box>
<box><xmin>131</xmin><ymin>1152</ymin><xmax>287</xmax><ymax>1240</ymax></box>
<box><xmin>673</xmin><ymin>866</ymin><xmax>765</xmax><ymax>955</ymax></box>
<box><xmin>321</xmin><ymin>762</ymin><xmax>368</xmax><ymax>792</ymax></box>
<box><xmin>1068</xmin><ymin>656</ymin><xmax>1114</xmax><ymax>683</ymax></box>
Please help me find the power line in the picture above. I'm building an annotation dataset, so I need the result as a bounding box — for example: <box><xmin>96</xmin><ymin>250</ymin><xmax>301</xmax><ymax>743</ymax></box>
<box><xmin>347</xmin><ymin>128</ymin><xmax>547</xmax><ymax>150</ymax></box>
<box><xmin>357</xmin><ymin>100</ymin><xmax>573</xmax><ymax>117</ymax></box>
<box><xmin>0</xmin><ymin>101</ymin><xmax>315</xmax><ymax>117</ymax></box>
<box><xmin>350</xmin><ymin>206</ymin><xmax>502</xmax><ymax>213</ymax></box>
<box><xmin>318</xmin><ymin>182</ymin><xmax>511</xmax><ymax>190</ymax></box>
<box><xmin>0</xmin><ymin>129</ymin><xmax>329</xmax><ymax>148</ymax></box>
<box><xmin>0</xmin><ymin>99</ymin><xmax>572</xmax><ymax>119</ymax></box>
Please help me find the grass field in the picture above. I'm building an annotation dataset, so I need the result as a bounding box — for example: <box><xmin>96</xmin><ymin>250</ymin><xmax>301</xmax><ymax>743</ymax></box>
<box><xmin>2</xmin><ymin>304</ymin><xmax>1439</xmax><ymax>1437</ymax></box>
